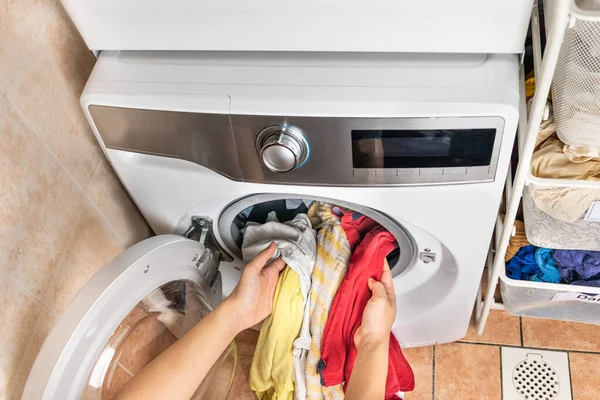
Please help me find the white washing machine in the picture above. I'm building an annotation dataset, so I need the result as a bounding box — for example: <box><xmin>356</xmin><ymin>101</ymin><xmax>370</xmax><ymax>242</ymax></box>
<box><xmin>24</xmin><ymin>50</ymin><xmax>519</xmax><ymax>398</ymax></box>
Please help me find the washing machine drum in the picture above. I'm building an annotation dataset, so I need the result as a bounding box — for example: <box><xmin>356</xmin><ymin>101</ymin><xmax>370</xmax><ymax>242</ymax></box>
<box><xmin>217</xmin><ymin>195</ymin><xmax>415</xmax><ymax>277</ymax></box>
<box><xmin>22</xmin><ymin>235</ymin><xmax>235</xmax><ymax>400</ymax></box>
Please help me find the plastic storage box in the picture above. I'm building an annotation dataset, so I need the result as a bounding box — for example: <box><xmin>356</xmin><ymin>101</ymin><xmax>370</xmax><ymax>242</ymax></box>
<box><xmin>500</xmin><ymin>268</ymin><xmax>600</xmax><ymax>324</ymax></box>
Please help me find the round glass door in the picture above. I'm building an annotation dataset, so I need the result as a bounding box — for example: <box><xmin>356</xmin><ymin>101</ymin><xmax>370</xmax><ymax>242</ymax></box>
<box><xmin>23</xmin><ymin>235</ymin><xmax>229</xmax><ymax>400</ymax></box>
<box><xmin>81</xmin><ymin>280</ymin><xmax>237</xmax><ymax>399</ymax></box>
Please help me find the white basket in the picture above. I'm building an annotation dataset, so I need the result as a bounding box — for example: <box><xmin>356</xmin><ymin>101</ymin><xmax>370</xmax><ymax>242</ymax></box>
<box><xmin>500</xmin><ymin>272</ymin><xmax>600</xmax><ymax>324</ymax></box>
<box><xmin>522</xmin><ymin>177</ymin><xmax>600</xmax><ymax>250</ymax></box>
<box><xmin>553</xmin><ymin>16</ymin><xmax>600</xmax><ymax>148</ymax></box>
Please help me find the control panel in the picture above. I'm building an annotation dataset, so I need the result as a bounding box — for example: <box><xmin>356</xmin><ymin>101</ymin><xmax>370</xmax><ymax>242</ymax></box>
<box><xmin>89</xmin><ymin>105</ymin><xmax>506</xmax><ymax>186</ymax></box>
<box><xmin>233</xmin><ymin>114</ymin><xmax>505</xmax><ymax>186</ymax></box>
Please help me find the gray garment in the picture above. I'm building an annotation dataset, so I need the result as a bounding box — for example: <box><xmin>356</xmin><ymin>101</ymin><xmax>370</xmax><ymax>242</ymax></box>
<box><xmin>241</xmin><ymin>213</ymin><xmax>317</xmax><ymax>400</ymax></box>
<box><xmin>241</xmin><ymin>213</ymin><xmax>316</xmax><ymax>300</ymax></box>
<box><xmin>241</xmin><ymin>211</ymin><xmax>279</xmax><ymax>236</ymax></box>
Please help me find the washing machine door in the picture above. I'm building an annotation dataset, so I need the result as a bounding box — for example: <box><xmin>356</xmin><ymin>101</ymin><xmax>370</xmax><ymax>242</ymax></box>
<box><xmin>22</xmin><ymin>234</ymin><xmax>231</xmax><ymax>400</ymax></box>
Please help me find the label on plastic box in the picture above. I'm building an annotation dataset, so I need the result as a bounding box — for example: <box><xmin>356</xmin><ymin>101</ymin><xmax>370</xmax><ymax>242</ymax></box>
<box><xmin>584</xmin><ymin>202</ymin><xmax>600</xmax><ymax>221</ymax></box>
<box><xmin>552</xmin><ymin>292</ymin><xmax>600</xmax><ymax>303</ymax></box>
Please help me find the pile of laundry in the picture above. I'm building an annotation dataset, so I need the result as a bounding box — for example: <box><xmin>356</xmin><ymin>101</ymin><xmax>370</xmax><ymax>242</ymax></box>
<box><xmin>529</xmin><ymin>102</ymin><xmax>600</xmax><ymax>223</ymax></box>
<box><xmin>505</xmin><ymin>220</ymin><xmax>600</xmax><ymax>287</ymax></box>
<box><xmin>239</xmin><ymin>200</ymin><xmax>415</xmax><ymax>400</ymax></box>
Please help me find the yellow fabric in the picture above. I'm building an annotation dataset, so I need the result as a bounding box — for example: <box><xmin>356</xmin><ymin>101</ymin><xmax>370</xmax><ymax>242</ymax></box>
<box><xmin>525</xmin><ymin>75</ymin><xmax>536</xmax><ymax>100</ymax></box>
<box><xmin>250</xmin><ymin>267</ymin><xmax>304</xmax><ymax>400</ymax></box>
<box><xmin>306</xmin><ymin>203</ymin><xmax>349</xmax><ymax>400</ymax></box>
<box><xmin>525</xmin><ymin>73</ymin><xmax>552</xmax><ymax>101</ymax></box>
<box><xmin>307</xmin><ymin>202</ymin><xmax>322</xmax><ymax>228</ymax></box>
<box><xmin>505</xmin><ymin>220</ymin><xmax>530</xmax><ymax>262</ymax></box>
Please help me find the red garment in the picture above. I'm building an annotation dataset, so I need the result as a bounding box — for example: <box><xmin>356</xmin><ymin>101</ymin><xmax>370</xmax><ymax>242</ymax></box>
<box><xmin>319</xmin><ymin>212</ymin><xmax>415</xmax><ymax>399</ymax></box>
<box><xmin>339</xmin><ymin>212</ymin><xmax>380</xmax><ymax>249</ymax></box>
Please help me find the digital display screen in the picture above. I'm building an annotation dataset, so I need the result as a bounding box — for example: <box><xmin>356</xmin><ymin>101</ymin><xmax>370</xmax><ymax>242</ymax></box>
<box><xmin>351</xmin><ymin>129</ymin><xmax>496</xmax><ymax>169</ymax></box>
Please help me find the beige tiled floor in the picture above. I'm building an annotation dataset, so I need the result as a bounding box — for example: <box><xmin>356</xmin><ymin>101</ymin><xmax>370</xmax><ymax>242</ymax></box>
<box><xmin>434</xmin><ymin>343</ymin><xmax>501</xmax><ymax>400</ymax></box>
<box><xmin>231</xmin><ymin>311</ymin><xmax>600</xmax><ymax>399</ymax></box>
<box><xmin>462</xmin><ymin>309</ymin><xmax>522</xmax><ymax>346</ymax></box>
<box><xmin>403</xmin><ymin>346</ymin><xmax>433</xmax><ymax>400</ymax></box>
<box><xmin>569</xmin><ymin>352</ymin><xmax>600</xmax><ymax>400</ymax></box>
<box><xmin>522</xmin><ymin>317</ymin><xmax>600</xmax><ymax>353</ymax></box>
<box><xmin>231</xmin><ymin>330</ymin><xmax>259</xmax><ymax>399</ymax></box>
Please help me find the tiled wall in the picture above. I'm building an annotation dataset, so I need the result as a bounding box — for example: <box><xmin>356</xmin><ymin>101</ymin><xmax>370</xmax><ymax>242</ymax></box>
<box><xmin>0</xmin><ymin>1</ymin><xmax>153</xmax><ymax>398</ymax></box>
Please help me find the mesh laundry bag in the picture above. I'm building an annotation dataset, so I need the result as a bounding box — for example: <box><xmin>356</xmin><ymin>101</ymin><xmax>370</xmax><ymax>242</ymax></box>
<box><xmin>553</xmin><ymin>18</ymin><xmax>600</xmax><ymax>148</ymax></box>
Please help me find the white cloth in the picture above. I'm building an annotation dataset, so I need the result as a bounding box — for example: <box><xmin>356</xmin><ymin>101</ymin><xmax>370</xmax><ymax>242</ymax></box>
<box><xmin>241</xmin><ymin>213</ymin><xmax>317</xmax><ymax>400</ymax></box>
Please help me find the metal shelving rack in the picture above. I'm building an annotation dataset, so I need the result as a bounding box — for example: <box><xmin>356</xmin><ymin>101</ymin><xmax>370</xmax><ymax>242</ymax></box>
<box><xmin>476</xmin><ymin>0</ymin><xmax>600</xmax><ymax>334</ymax></box>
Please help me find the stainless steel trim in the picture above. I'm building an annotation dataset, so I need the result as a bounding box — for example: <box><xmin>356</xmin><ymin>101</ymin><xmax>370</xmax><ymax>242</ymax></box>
<box><xmin>88</xmin><ymin>105</ymin><xmax>242</xmax><ymax>181</ymax></box>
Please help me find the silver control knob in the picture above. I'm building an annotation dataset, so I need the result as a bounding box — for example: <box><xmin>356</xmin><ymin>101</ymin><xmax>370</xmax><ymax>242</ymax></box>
<box><xmin>256</xmin><ymin>125</ymin><xmax>309</xmax><ymax>173</ymax></box>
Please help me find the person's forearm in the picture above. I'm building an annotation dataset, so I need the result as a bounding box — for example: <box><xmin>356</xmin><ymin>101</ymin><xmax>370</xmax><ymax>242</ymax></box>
<box><xmin>345</xmin><ymin>339</ymin><xmax>390</xmax><ymax>400</ymax></box>
<box><xmin>115</xmin><ymin>298</ymin><xmax>243</xmax><ymax>400</ymax></box>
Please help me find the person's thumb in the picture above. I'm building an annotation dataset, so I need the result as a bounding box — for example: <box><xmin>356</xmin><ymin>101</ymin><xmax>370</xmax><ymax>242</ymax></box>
<box><xmin>247</xmin><ymin>242</ymin><xmax>277</xmax><ymax>272</ymax></box>
<box><xmin>368</xmin><ymin>278</ymin><xmax>387</xmax><ymax>299</ymax></box>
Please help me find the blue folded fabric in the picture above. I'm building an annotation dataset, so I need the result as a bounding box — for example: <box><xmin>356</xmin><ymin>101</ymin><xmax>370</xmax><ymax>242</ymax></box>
<box><xmin>553</xmin><ymin>250</ymin><xmax>600</xmax><ymax>287</ymax></box>
<box><xmin>506</xmin><ymin>245</ymin><xmax>539</xmax><ymax>280</ymax></box>
<box><xmin>530</xmin><ymin>248</ymin><xmax>562</xmax><ymax>284</ymax></box>
<box><xmin>505</xmin><ymin>245</ymin><xmax>562</xmax><ymax>284</ymax></box>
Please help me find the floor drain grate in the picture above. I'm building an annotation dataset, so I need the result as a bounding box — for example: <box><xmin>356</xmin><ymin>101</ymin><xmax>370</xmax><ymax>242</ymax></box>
<box><xmin>502</xmin><ymin>347</ymin><xmax>572</xmax><ymax>400</ymax></box>
<box><xmin>513</xmin><ymin>353</ymin><xmax>559</xmax><ymax>399</ymax></box>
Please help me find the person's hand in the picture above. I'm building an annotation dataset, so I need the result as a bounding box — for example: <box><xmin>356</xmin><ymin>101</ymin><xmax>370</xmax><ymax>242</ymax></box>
<box><xmin>225</xmin><ymin>243</ymin><xmax>286</xmax><ymax>332</ymax></box>
<box><xmin>354</xmin><ymin>260</ymin><xmax>396</xmax><ymax>350</ymax></box>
